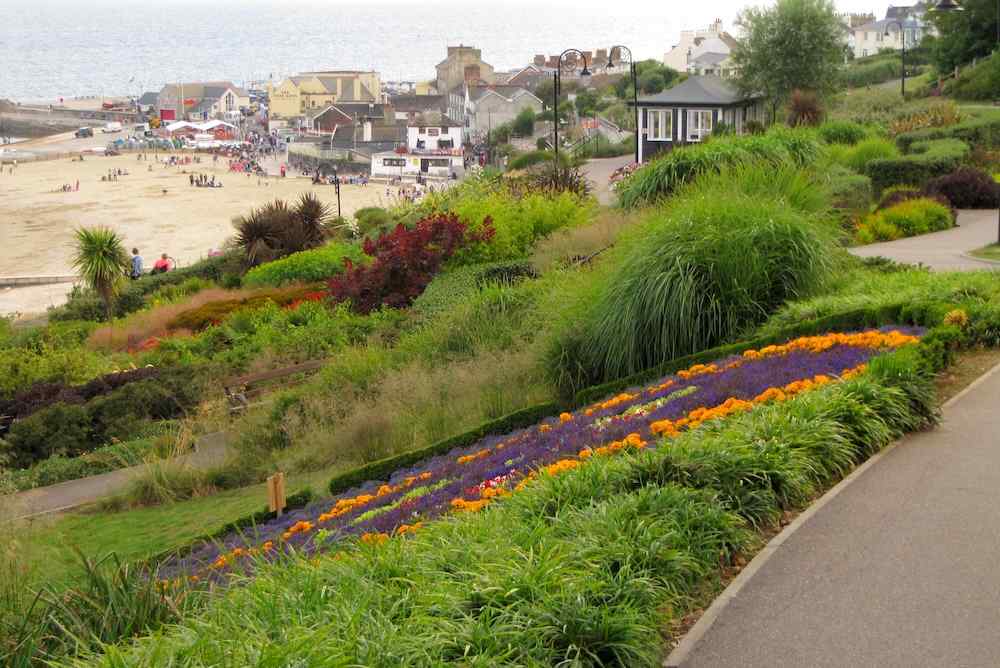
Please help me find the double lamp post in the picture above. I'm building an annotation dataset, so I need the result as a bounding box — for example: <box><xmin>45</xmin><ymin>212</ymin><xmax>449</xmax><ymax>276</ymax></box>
<box><xmin>551</xmin><ymin>45</ymin><xmax>639</xmax><ymax>164</ymax></box>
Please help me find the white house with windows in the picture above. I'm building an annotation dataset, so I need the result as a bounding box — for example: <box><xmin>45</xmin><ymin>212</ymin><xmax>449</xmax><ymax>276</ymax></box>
<box><xmin>156</xmin><ymin>82</ymin><xmax>249</xmax><ymax>122</ymax></box>
<box><xmin>852</xmin><ymin>17</ymin><xmax>927</xmax><ymax>58</ymax></box>
<box><xmin>634</xmin><ymin>76</ymin><xmax>766</xmax><ymax>163</ymax></box>
<box><xmin>370</xmin><ymin>115</ymin><xmax>465</xmax><ymax>180</ymax></box>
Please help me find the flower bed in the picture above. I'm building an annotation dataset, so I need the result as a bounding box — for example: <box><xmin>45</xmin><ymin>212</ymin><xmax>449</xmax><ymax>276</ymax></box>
<box><xmin>160</xmin><ymin>328</ymin><xmax>920</xmax><ymax>583</ymax></box>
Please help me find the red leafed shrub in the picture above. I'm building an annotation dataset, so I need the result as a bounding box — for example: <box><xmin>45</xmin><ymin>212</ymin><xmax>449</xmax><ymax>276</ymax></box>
<box><xmin>925</xmin><ymin>168</ymin><xmax>1000</xmax><ymax>209</ymax></box>
<box><xmin>329</xmin><ymin>213</ymin><xmax>494</xmax><ymax>313</ymax></box>
<box><xmin>788</xmin><ymin>89</ymin><xmax>823</xmax><ymax>127</ymax></box>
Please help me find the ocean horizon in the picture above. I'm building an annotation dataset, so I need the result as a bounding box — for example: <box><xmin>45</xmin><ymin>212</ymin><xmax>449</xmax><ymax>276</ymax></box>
<box><xmin>1</xmin><ymin>0</ymin><xmax>891</xmax><ymax>102</ymax></box>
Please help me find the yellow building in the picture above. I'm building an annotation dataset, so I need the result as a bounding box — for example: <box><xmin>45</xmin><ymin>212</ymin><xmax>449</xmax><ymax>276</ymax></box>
<box><xmin>268</xmin><ymin>71</ymin><xmax>381</xmax><ymax>119</ymax></box>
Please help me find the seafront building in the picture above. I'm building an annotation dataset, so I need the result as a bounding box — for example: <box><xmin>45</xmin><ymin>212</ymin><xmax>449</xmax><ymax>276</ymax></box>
<box><xmin>267</xmin><ymin>71</ymin><xmax>382</xmax><ymax>121</ymax></box>
<box><xmin>156</xmin><ymin>82</ymin><xmax>250</xmax><ymax>121</ymax></box>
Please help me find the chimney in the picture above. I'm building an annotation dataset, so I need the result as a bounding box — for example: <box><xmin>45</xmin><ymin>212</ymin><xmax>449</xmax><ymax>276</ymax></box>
<box><xmin>595</xmin><ymin>48</ymin><xmax>608</xmax><ymax>64</ymax></box>
<box><xmin>363</xmin><ymin>120</ymin><xmax>372</xmax><ymax>142</ymax></box>
<box><xmin>534</xmin><ymin>54</ymin><xmax>546</xmax><ymax>67</ymax></box>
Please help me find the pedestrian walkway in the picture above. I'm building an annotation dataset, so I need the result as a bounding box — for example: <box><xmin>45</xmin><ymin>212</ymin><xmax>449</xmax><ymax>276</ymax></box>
<box><xmin>5</xmin><ymin>433</ymin><xmax>228</xmax><ymax>520</ymax></box>
<box><xmin>582</xmin><ymin>155</ymin><xmax>632</xmax><ymax>206</ymax></box>
<box><xmin>667</xmin><ymin>362</ymin><xmax>1000</xmax><ymax>668</ymax></box>
<box><xmin>850</xmin><ymin>209</ymin><xmax>999</xmax><ymax>270</ymax></box>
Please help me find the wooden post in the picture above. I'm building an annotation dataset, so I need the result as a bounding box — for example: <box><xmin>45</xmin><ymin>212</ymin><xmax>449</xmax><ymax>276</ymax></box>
<box><xmin>267</xmin><ymin>472</ymin><xmax>286</xmax><ymax>517</ymax></box>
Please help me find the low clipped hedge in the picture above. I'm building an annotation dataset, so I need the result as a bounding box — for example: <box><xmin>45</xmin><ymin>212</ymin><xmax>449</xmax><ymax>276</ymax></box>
<box><xmin>242</xmin><ymin>243</ymin><xmax>365</xmax><ymax>288</ymax></box>
<box><xmin>895</xmin><ymin>111</ymin><xmax>1000</xmax><ymax>153</ymax></box>
<box><xmin>864</xmin><ymin>138</ymin><xmax>970</xmax><ymax>192</ymax></box>
<box><xmin>323</xmin><ymin>302</ymin><xmax>916</xmax><ymax>499</ymax></box>
<box><xmin>826</xmin><ymin>166</ymin><xmax>873</xmax><ymax>213</ymax></box>
<box><xmin>166</xmin><ymin>285</ymin><xmax>322</xmax><ymax>332</ymax></box>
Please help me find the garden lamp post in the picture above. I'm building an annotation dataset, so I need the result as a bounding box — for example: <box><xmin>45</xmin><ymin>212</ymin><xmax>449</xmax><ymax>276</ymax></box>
<box><xmin>932</xmin><ymin>0</ymin><xmax>1000</xmax><ymax>246</ymax></box>
<box><xmin>552</xmin><ymin>48</ymin><xmax>591</xmax><ymax>165</ymax></box>
<box><xmin>607</xmin><ymin>45</ymin><xmax>639</xmax><ymax>163</ymax></box>
<box><xmin>884</xmin><ymin>21</ymin><xmax>908</xmax><ymax>97</ymax></box>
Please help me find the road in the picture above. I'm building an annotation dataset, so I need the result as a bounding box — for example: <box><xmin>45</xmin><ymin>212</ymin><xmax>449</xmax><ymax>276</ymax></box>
<box><xmin>669</xmin><ymin>362</ymin><xmax>1000</xmax><ymax>668</ymax></box>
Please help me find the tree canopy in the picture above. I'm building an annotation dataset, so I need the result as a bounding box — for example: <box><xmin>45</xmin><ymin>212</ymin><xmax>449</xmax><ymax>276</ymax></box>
<box><xmin>732</xmin><ymin>0</ymin><xmax>845</xmax><ymax>104</ymax></box>
<box><xmin>925</xmin><ymin>0</ymin><xmax>999</xmax><ymax>72</ymax></box>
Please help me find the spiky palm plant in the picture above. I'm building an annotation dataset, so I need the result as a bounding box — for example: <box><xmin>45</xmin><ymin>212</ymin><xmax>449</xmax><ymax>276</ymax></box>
<box><xmin>233</xmin><ymin>208</ymin><xmax>281</xmax><ymax>267</ymax></box>
<box><xmin>294</xmin><ymin>192</ymin><xmax>332</xmax><ymax>247</ymax></box>
<box><xmin>71</xmin><ymin>227</ymin><xmax>130</xmax><ymax>322</ymax></box>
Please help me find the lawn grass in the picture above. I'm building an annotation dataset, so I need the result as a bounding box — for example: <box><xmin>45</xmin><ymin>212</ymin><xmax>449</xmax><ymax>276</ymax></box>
<box><xmin>969</xmin><ymin>243</ymin><xmax>1000</xmax><ymax>262</ymax></box>
<box><xmin>14</xmin><ymin>467</ymin><xmax>331</xmax><ymax>588</ymax></box>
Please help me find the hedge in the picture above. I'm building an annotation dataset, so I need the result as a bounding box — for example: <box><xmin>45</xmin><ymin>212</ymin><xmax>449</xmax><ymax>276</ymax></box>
<box><xmin>895</xmin><ymin>111</ymin><xmax>1000</xmax><ymax>153</ymax></box>
<box><xmin>864</xmin><ymin>138</ymin><xmax>970</xmax><ymax>192</ymax></box>
<box><xmin>241</xmin><ymin>243</ymin><xmax>365</xmax><ymax>288</ymax></box>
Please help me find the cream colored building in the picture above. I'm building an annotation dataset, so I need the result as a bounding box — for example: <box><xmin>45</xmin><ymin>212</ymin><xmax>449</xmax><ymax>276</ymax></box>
<box><xmin>436</xmin><ymin>46</ymin><xmax>495</xmax><ymax>95</ymax></box>
<box><xmin>268</xmin><ymin>71</ymin><xmax>381</xmax><ymax>119</ymax></box>
<box><xmin>664</xmin><ymin>20</ymin><xmax>740</xmax><ymax>75</ymax></box>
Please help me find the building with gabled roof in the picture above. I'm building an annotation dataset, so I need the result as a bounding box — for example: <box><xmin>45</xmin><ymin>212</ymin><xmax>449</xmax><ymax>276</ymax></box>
<box><xmin>447</xmin><ymin>83</ymin><xmax>544</xmax><ymax>143</ymax></box>
<box><xmin>436</xmin><ymin>45</ymin><xmax>495</xmax><ymax>95</ymax></box>
<box><xmin>157</xmin><ymin>81</ymin><xmax>249</xmax><ymax>121</ymax></box>
<box><xmin>633</xmin><ymin>75</ymin><xmax>766</xmax><ymax>163</ymax></box>
<box><xmin>267</xmin><ymin>71</ymin><xmax>381</xmax><ymax>120</ymax></box>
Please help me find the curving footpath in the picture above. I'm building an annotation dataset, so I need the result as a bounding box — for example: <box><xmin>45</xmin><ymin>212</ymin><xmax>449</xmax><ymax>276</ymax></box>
<box><xmin>850</xmin><ymin>209</ymin><xmax>1000</xmax><ymax>271</ymax></box>
<box><xmin>666</xmin><ymin>361</ymin><xmax>1000</xmax><ymax>668</ymax></box>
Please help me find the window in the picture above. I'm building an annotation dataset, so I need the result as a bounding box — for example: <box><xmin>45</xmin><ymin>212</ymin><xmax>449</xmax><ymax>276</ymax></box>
<box><xmin>428</xmin><ymin>128</ymin><xmax>440</xmax><ymax>136</ymax></box>
<box><xmin>382</xmin><ymin>158</ymin><xmax>405</xmax><ymax>167</ymax></box>
<box><xmin>647</xmin><ymin>109</ymin><xmax>672</xmax><ymax>141</ymax></box>
<box><xmin>418</xmin><ymin>127</ymin><xmax>426</xmax><ymax>134</ymax></box>
<box><xmin>687</xmin><ymin>110</ymin><xmax>713</xmax><ymax>142</ymax></box>
<box><xmin>225</xmin><ymin>92</ymin><xmax>235</xmax><ymax>111</ymax></box>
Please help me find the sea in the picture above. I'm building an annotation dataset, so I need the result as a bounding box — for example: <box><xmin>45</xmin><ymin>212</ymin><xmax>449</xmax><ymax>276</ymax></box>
<box><xmin>0</xmin><ymin>0</ymin><xmax>700</xmax><ymax>102</ymax></box>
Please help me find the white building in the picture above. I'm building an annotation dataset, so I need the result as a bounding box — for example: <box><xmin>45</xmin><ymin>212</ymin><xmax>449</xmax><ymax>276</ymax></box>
<box><xmin>370</xmin><ymin>115</ymin><xmax>465</xmax><ymax>180</ymax></box>
<box><xmin>664</xmin><ymin>20</ymin><xmax>740</xmax><ymax>77</ymax></box>
<box><xmin>448</xmin><ymin>84</ymin><xmax>544</xmax><ymax>143</ymax></box>
<box><xmin>853</xmin><ymin>5</ymin><xmax>931</xmax><ymax>59</ymax></box>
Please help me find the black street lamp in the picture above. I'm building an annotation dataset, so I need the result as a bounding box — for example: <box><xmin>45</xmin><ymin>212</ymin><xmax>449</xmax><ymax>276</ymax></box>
<box><xmin>884</xmin><ymin>21</ymin><xmax>908</xmax><ymax>97</ymax></box>
<box><xmin>552</xmin><ymin>49</ymin><xmax>591</xmax><ymax>165</ymax></box>
<box><xmin>607</xmin><ymin>45</ymin><xmax>639</xmax><ymax>163</ymax></box>
<box><xmin>932</xmin><ymin>0</ymin><xmax>1000</xmax><ymax>247</ymax></box>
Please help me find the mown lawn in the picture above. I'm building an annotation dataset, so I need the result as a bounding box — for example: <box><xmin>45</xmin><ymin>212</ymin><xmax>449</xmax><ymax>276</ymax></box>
<box><xmin>14</xmin><ymin>467</ymin><xmax>331</xmax><ymax>588</ymax></box>
<box><xmin>970</xmin><ymin>243</ymin><xmax>1000</xmax><ymax>262</ymax></box>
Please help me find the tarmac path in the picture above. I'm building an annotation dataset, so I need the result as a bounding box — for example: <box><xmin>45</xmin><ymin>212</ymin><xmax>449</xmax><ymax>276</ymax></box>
<box><xmin>850</xmin><ymin>209</ymin><xmax>1000</xmax><ymax>270</ymax></box>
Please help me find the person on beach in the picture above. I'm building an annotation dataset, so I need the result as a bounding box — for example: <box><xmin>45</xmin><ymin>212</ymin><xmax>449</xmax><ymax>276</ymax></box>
<box><xmin>152</xmin><ymin>253</ymin><xmax>172</xmax><ymax>274</ymax></box>
<box><xmin>131</xmin><ymin>248</ymin><xmax>143</xmax><ymax>279</ymax></box>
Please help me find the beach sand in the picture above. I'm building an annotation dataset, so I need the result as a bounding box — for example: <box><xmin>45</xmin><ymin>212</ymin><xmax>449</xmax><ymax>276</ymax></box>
<box><xmin>0</xmin><ymin>152</ymin><xmax>388</xmax><ymax>278</ymax></box>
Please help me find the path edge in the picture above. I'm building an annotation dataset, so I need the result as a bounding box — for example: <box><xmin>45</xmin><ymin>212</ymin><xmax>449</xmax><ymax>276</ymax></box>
<box><xmin>663</xmin><ymin>360</ymin><xmax>1000</xmax><ymax>668</ymax></box>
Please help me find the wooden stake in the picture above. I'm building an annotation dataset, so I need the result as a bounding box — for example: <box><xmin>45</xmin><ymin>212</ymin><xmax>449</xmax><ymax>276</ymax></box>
<box><xmin>267</xmin><ymin>472</ymin><xmax>286</xmax><ymax>516</ymax></box>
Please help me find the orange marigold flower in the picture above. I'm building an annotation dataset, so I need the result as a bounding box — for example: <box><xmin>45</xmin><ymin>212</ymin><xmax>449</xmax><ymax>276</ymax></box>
<box><xmin>559</xmin><ymin>412</ymin><xmax>573</xmax><ymax>423</ymax></box>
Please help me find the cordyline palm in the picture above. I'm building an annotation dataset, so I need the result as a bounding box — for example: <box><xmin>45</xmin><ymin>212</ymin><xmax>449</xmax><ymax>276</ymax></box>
<box><xmin>72</xmin><ymin>226</ymin><xmax>130</xmax><ymax>322</ymax></box>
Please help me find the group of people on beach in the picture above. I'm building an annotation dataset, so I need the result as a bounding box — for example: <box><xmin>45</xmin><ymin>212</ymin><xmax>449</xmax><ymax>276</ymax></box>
<box><xmin>189</xmin><ymin>173</ymin><xmax>222</xmax><ymax>188</ymax></box>
<box><xmin>130</xmin><ymin>248</ymin><xmax>174</xmax><ymax>279</ymax></box>
<box><xmin>103</xmin><ymin>168</ymin><xmax>129</xmax><ymax>182</ymax></box>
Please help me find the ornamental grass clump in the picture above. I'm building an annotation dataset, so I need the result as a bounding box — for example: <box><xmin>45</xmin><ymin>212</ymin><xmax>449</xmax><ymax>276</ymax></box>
<box><xmin>552</xmin><ymin>173</ymin><xmax>839</xmax><ymax>393</ymax></box>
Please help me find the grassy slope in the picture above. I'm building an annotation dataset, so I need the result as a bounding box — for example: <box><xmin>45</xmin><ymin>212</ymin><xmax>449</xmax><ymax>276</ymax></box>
<box><xmin>970</xmin><ymin>244</ymin><xmax>1000</xmax><ymax>262</ymax></box>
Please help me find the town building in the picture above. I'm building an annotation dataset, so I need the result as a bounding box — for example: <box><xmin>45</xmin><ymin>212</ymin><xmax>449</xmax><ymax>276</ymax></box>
<box><xmin>664</xmin><ymin>20</ymin><xmax>740</xmax><ymax>76</ymax></box>
<box><xmin>267</xmin><ymin>71</ymin><xmax>381</xmax><ymax>120</ymax></box>
<box><xmin>156</xmin><ymin>82</ymin><xmax>250</xmax><ymax>122</ymax></box>
<box><xmin>633</xmin><ymin>75</ymin><xmax>766</xmax><ymax>163</ymax></box>
<box><xmin>389</xmin><ymin>95</ymin><xmax>446</xmax><ymax>123</ymax></box>
<box><xmin>436</xmin><ymin>45</ymin><xmax>496</xmax><ymax>95</ymax></box>
<box><xmin>370</xmin><ymin>112</ymin><xmax>465</xmax><ymax>180</ymax></box>
<box><xmin>449</xmin><ymin>84</ymin><xmax>544</xmax><ymax>143</ymax></box>
<box><xmin>852</xmin><ymin>5</ymin><xmax>931</xmax><ymax>58</ymax></box>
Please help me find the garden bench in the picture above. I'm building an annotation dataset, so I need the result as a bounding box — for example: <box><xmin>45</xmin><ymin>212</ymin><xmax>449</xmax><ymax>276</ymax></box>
<box><xmin>223</xmin><ymin>360</ymin><xmax>326</xmax><ymax>414</ymax></box>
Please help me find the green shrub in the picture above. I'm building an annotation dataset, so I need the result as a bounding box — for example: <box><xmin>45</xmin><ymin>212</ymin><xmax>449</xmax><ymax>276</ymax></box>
<box><xmin>865</xmin><ymin>138</ymin><xmax>970</xmax><ymax>192</ymax></box>
<box><xmin>895</xmin><ymin>109</ymin><xmax>1000</xmax><ymax>153</ymax></box>
<box><xmin>843</xmin><ymin>58</ymin><xmax>902</xmax><ymax>87</ymax></box>
<box><xmin>825</xmin><ymin>165</ymin><xmax>873</xmax><ymax>212</ymax></box>
<box><xmin>422</xmin><ymin>179</ymin><xmax>593</xmax><ymax>263</ymax></box>
<box><xmin>616</xmin><ymin>127</ymin><xmax>824</xmax><ymax>208</ymax></box>
<box><xmin>507</xmin><ymin>150</ymin><xmax>552</xmax><ymax>170</ymax></box>
<box><xmin>2</xmin><ymin>403</ymin><xmax>92</xmax><ymax>468</ymax></box>
<box><xmin>551</xmin><ymin>171</ymin><xmax>838</xmax><ymax>393</ymax></box>
<box><xmin>818</xmin><ymin>120</ymin><xmax>868</xmax><ymax>145</ymax></box>
<box><xmin>831</xmin><ymin>137</ymin><xmax>898</xmax><ymax>172</ymax></box>
<box><xmin>166</xmin><ymin>286</ymin><xmax>321</xmax><ymax>332</ymax></box>
<box><xmin>353</xmin><ymin>207</ymin><xmax>395</xmax><ymax>238</ymax></box>
<box><xmin>856</xmin><ymin>197</ymin><xmax>953</xmax><ymax>243</ymax></box>
<box><xmin>242</xmin><ymin>242</ymin><xmax>365</xmax><ymax>288</ymax></box>
<box><xmin>411</xmin><ymin>261</ymin><xmax>538</xmax><ymax>321</ymax></box>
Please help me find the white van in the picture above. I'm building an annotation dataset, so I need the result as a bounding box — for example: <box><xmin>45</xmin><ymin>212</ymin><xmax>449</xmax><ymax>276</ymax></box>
<box><xmin>102</xmin><ymin>122</ymin><xmax>123</xmax><ymax>133</ymax></box>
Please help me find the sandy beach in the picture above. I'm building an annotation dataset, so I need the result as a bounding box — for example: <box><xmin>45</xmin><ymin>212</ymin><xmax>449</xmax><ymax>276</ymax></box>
<box><xmin>0</xmin><ymin>151</ymin><xmax>388</xmax><ymax>278</ymax></box>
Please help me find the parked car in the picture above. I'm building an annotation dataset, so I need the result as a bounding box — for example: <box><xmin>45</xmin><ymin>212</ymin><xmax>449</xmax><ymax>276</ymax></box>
<box><xmin>101</xmin><ymin>122</ymin><xmax>123</xmax><ymax>134</ymax></box>
<box><xmin>75</xmin><ymin>127</ymin><xmax>94</xmax><ymax>138</ymax></box>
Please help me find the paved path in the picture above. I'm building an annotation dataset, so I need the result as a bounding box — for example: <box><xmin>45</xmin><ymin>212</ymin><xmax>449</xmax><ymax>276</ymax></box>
<box><xmin>850</xmin><ymin>209</ymin><xmax>1000</xmax><ymax>270</ymax></box>
<box><xmin>4</xmin><ymin>432</ymin><xmax>228</xmax><ymax>520</ymax></box>
<box><xmin>582</xmin><ymin>155</ymin><xmax>632</xmax><ymax>206</ymax></box>
<box><xmin>670</xmin><ymin>363</ymin><xmax>1000</xmax><ymax>668</ymax></box>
